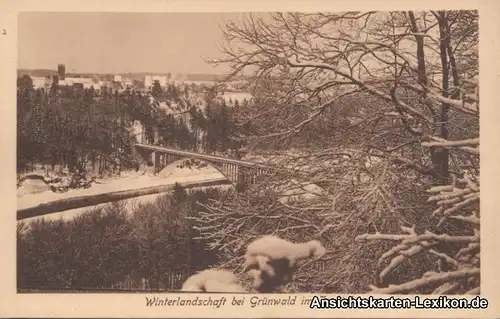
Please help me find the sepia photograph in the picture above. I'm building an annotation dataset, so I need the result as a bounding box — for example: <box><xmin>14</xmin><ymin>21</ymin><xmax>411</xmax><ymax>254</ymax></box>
<box><xmin>15</xmin><ymin>9</ymin><xmax>481</xmax><ymax>296</ymax></box>
<box><xmin>5</xmin><ymin>1</ymin><xmax>498</xmax><ymax>316</ymax></box>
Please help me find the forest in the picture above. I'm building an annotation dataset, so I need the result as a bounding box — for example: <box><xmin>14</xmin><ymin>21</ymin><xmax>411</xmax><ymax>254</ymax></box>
<box><xmin>17</xmin><ymin>10</ymin><xmax>480</xmax><ymax>294</ymax></box>
<box><xmin>17</xmin><ymin>185</ymin><xmax>227</xmax><ymax>291</ymax></box>
<box><xmin>17</xmin><ymin>75</ymin><xmax>250</xmax><ymax>177</ymax></box>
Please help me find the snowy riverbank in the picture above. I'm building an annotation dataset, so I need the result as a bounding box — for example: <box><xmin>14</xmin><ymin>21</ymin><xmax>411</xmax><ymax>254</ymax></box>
<box><xmin>17</xmin><ymin>160</ymin><xmax>232</xmax><ymax>223</ymax></box>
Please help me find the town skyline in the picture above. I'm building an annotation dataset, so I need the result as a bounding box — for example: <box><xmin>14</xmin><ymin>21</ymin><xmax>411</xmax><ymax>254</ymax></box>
<box><xmin>17</xmin><ymin>67</ymin><xmax>238</xmax><ymax>81</ymax></box>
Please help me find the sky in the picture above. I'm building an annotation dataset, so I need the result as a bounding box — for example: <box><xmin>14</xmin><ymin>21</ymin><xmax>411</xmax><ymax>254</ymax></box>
<box><xmin>17</xmin><ymin>12</ymin><xmax>247</xmax><ymax>75</ymax></box>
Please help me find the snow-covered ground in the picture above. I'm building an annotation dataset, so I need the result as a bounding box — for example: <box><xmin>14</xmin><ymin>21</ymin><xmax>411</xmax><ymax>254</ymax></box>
<box><xmin>18</xmin><ymin>159</ymin><xmax>233</xmax><ymax>223</ymax></box>
<box><xmin>18</xmin><ymin>147</ymin><xmax>363</xmax><ymax>224</ymax></box>
<box><xmin>220</xmin><ymin>92</ymin><xmax>252</xmax><ymax>103</ymax></box>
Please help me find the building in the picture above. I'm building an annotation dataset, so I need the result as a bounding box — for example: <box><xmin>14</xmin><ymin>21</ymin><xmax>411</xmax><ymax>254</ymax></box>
<box><xmin>122</xmin><ymin>77</ymin><xmax>133</xmax><ymax>88</ymax></box>
<box><xmin>114</xmin><ymin>75</ymin><xmax>122</xmax><ymax>82</ymax></box>
<box><xmin>144</xmin><ymin>75</ymin><xmax>168</xmax><ymax>89</ymax></box>
<box><xmin>99</xmin><ymin>80</ymin><xmax>112</xmax><ymax>88</ymax></box>
<box><xmin>109</xmin><ymin>81</ymin><xmax>125</xmax><ymax>92</ymax></box>
<box><xmin>57</xmin><ymin>64</ymin><xmax>66</xmax><ymax>80</ymax></box>
<box><xmin>132</xmin><ymin>79</ymin><xmax>145</xmax><ymax>90</ymax></box>
<box><xmin>59</xmin><ymin>76</ymin><xmax>97</xmax><ymax>89</ymax></box>
<box><xmin>31</xmin><ymin>76</ymin><xmax>53</xmax><ymax>91</ymax></box>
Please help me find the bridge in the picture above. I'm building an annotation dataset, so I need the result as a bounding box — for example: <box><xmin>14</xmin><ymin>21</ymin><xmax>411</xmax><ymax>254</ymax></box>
<box><xmin>133</xmin><ymin>143</ymin><xmax>272</xmax><ymax>189</ymax></box>
<box><xmin>17</xmin><ymin>142</ymin><xmax>275</xmax><ymax>221</ymax></box>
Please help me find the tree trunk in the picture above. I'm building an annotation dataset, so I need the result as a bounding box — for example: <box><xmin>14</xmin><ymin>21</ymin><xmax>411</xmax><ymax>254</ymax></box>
<box><xmin>91</xmin><ymin>153</ymin><xmax>96</xmax><ymax>172</ymax></box>
<box><xmin>118</xmin><ymin>152</ymin><xmax>122</xmax><ymax>176</ymax></box>
<box><xmin>434</xmin><ymin>11</ymin><xmax>452</xmax><ymax>185</ymax></box>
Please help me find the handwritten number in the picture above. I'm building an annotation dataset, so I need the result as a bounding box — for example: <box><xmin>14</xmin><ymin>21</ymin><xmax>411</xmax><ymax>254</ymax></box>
<box><xmin>1</xmin><ymin>29</ymin><xmax>6</xmax><ymax>35</ymax></box>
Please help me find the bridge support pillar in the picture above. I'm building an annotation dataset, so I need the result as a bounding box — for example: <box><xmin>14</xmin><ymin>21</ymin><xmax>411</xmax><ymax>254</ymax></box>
<box><xmin>133</xmin><ymin>146</ymin><xmax>155</xmax><ymax>173</ymax></box>
<box><xmin>231</xmin><ymin>165</ymin><xmax>237</xmax><ymax>183</ymax></box>
<box><xmin>236</xmin><ymin>169</ymin><xmax>247</xmax><ymax>192</ymax></box>
<box><xmin>152</xmin><ymin>152</ymin><xmax>162</xmax><ymax>175</ymax></box>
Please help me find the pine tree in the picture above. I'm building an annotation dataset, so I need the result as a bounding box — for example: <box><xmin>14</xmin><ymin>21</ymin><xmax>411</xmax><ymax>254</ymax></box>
<box><xmin>218</xmin><ymin>100</ymin><xmax>231</xmax><ymax>152</ymax></box>
<box><xmin>172</xmin><ymin>182</ymin><xmax>188</xmax><ymax>203</ymax></box>
<box><xmin>242</xmin><ymin>97</ymin><xmax>249</xmax><ymax>107</ymax></box>
<box><xmin>151</xmin><ymin>80</ymin><xmax>163</xmax><ymax>99</ymax></box>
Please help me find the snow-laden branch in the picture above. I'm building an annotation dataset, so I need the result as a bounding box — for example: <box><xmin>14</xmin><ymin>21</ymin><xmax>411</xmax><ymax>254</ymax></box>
<box><xmin>427</xmin><ymin>174</ymin><xmax>480</xmax><ymax>227</ymax></box>
<box><xmin>355</xmin><ymin>168</ymin><xmax>480</xmax><ymax>294</ymax></box>
<box><xmin>259</xmin><ymin>88</ymin><xmax>364</xmax><ymax>141</ymax></box>
<box><xmin>421</xmin><ymin>137</ymin><xmax>479</xmax><ymax>155</ymax></box>
<box><xmin>285</xmin><ymin>58</ymin><xmax>433</xmax><ymax>123</ymax></box>
<box><xmin>356</xmin><ymin>230</ymin><xmax>478</xmax><ymax>245</ymax></box>
<box><xmin>198</xmin><ymin>11</ymin><xmax>480</xmax><ymax>295</ymax></box>
<box><xmin>370</xmin><ymin>267</ymin><xmax>479</xmax><ymax>294</ymax></box>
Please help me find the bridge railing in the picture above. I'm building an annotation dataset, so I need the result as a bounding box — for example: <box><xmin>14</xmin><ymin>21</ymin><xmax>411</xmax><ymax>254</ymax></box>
<box><xmin>134</xmin><ymin>143</ymin><xmax>270</xmax><ymax>170</ymax></box>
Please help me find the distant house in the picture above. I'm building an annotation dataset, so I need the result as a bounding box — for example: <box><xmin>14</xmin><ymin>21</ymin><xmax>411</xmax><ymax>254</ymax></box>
<box><xmin>60</xmin><ymin>77</ymin><xmax>96</xmax><ymax>89</ymax></box>
<box><xmin>122</xmin><ymin>77</ymin><xmax>133</xmax><ymax>88</ymax></box>
<box><xmin>114</xmin><ymin>75</ymin><xmax>122</xmax><ymax>82</ymax></box>
<box><xmin>100</xmin><ymin>74</ymin><xmax>114</xmax><ymax>81</ymax></box>
<box><xmin>145</xmin><ymin>75</ymin><xmax>167</xmax><ymax>89</ymax></box>
<box><xmin>32</xmin><ymin>76</ymin><xmax>53</xmax><ymax>91</ymax></box>
<box><xmin>73</xmin><ymin>82</ymin><xmax>84</xmax><ymax>90</ymax></box>
<box><xmin>99</xmin><ymin>80</ymin><xmax>112</xmax><ymax>87</ymax></box>
<box><xmin>132</xmin><ymin>79</ymin><xmax>145</xmax><ymax>89</ymax></box>
<box><xmin>60</xmin><ymin>77</ymin><xmax>77</xmax><ymax>86</ymax></box>
<box><xmin>109</xmin><ymin>81</ymin><xmax>125</xmax><ymax>92</ymax></box>
<box><xmin>31</xmin><ymin>77</ymin><xmax>44</xmax><ymax>89</ymax></box>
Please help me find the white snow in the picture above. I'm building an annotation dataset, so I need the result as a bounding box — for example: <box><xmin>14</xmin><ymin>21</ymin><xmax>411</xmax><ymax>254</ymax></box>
<box><xmin>18</xmin><ymin>159</ymin><xmax>233</xmax><ymax>223</ymax></box>
<box><xmin>275</xmin><ymin>179</ymin><xmax>327</xmax><ymax>204</ymax></box>
<box><xmin>17</xmin><ymin>178</ymin><xmax>52</xmax><ymax>196</ymax></box>
<box><xmin>220</xmin><ymin>92</ymin><xmax>252</xmax><ymax>103</ymax></box>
